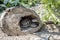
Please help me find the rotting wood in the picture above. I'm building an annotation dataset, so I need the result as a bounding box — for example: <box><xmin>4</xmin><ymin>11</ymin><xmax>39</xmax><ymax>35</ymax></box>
<box><xmin>0</xmin><ymin>6</ymin><xmax>42</xmax><ymax>36</ymax></box>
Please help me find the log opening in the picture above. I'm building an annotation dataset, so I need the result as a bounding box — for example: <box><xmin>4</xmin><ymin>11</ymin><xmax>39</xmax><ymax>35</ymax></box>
<box><xmin>19</xmin><ymin>15</ymin><xmax>39</xmax><ymax>31</ymax></box>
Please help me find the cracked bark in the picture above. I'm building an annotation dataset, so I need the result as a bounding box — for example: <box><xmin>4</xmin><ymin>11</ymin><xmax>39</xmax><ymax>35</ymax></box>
<box><xmin>0</xmin><ymin>6</ymin><xmax>42</xmax><ymax>36</ymax></box>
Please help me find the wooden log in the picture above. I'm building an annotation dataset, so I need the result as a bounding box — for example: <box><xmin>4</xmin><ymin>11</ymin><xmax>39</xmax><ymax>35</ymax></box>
<box><xmin>0</xmin><ymin>6</ymin><xmax>42</xmax><ymax>36</ymax></box>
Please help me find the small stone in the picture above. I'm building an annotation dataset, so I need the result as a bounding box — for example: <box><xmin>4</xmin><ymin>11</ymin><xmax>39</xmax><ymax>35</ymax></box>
<box><xmin>31</xmin><ymin>23</ymin><xmax>37</xmax><ymax>28</ymax></box>
<box><xmin>49</xmin><ymin>35</ymin><xmax>60</xmax><ymax>40</ymax></box>
<box><xmin>32</xmin><ymin>19</ymin><xmax>38</xmax><ymax>22</ymax></box>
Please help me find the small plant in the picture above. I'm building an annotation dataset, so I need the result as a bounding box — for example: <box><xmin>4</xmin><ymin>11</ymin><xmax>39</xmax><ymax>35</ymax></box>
<box><xmin>0</xmin><ymin>0</ymin><xmax>60</xmax><ymax>24</ymax></box>
<box><xmin>40</xmin><ymin>0</ymin><xmax>60</xmax><ymax>24</ymax></box>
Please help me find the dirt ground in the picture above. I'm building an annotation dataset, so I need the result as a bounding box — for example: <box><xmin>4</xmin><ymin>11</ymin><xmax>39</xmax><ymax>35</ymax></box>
<box><xmin>0</xmin><ymin>4</ymin><xmax>60</xmax><ymax>40</ymax></box>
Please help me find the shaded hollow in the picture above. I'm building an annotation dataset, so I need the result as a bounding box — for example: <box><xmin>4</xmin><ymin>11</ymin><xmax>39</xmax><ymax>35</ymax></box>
<box><xmin>1</xmin><ymin>6</ymin><xmax>42</xmax><ymax>36</ymax></box>
<box><xmin>19</xmin><ymin>15</ymin><xmax>39</xmax><ymax>31</ymax></box>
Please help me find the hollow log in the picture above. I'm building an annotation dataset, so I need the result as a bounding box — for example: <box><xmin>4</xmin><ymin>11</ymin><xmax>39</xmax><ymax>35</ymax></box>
<box><xmin>0</xmin><ymin>6</ymin><xmax>42</xmax><ymax>36</ymax></box>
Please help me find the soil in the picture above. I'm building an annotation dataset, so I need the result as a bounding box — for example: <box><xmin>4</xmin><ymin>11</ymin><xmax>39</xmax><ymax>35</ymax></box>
<box><xmin>0</xmin><ymin>4</ymin><xmax>60</xmax><ymax>40</ymax></box>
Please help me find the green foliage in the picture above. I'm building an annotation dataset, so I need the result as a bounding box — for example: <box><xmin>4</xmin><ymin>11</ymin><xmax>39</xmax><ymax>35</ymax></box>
<box><xmin>3</xmin><ymin>0</ymin><xmax>40</xmax><ymax>7</ymax></box>
<box><xmin>19</xmin><ymin>0</ymin><xmax>40</xmax><ymax>7</ymax></box>
<box><xmin>40</xmin><ymin>0</ymin><xmax>60</xmax><ymax>24</ymax></box>
<box><xmin>4</xmin><ymin>0</ymin><xmax>20</xmax><ymax>7</ymax></box>
<box><xmin>0</xmin><ymin>0</ymin><xmax>60</xmax><ymax>24</ymax></box>
<box><xmin>0</xmin><ymin>0</ymin><xmax>40</xmax><ymax>12</ymax></box>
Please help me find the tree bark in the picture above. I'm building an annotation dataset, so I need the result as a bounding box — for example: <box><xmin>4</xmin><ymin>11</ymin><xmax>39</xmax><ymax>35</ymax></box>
<box><xmin>0</xmin><ymin>6</ymin><xmax>42</xmax><ymax>36</ymax></box>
